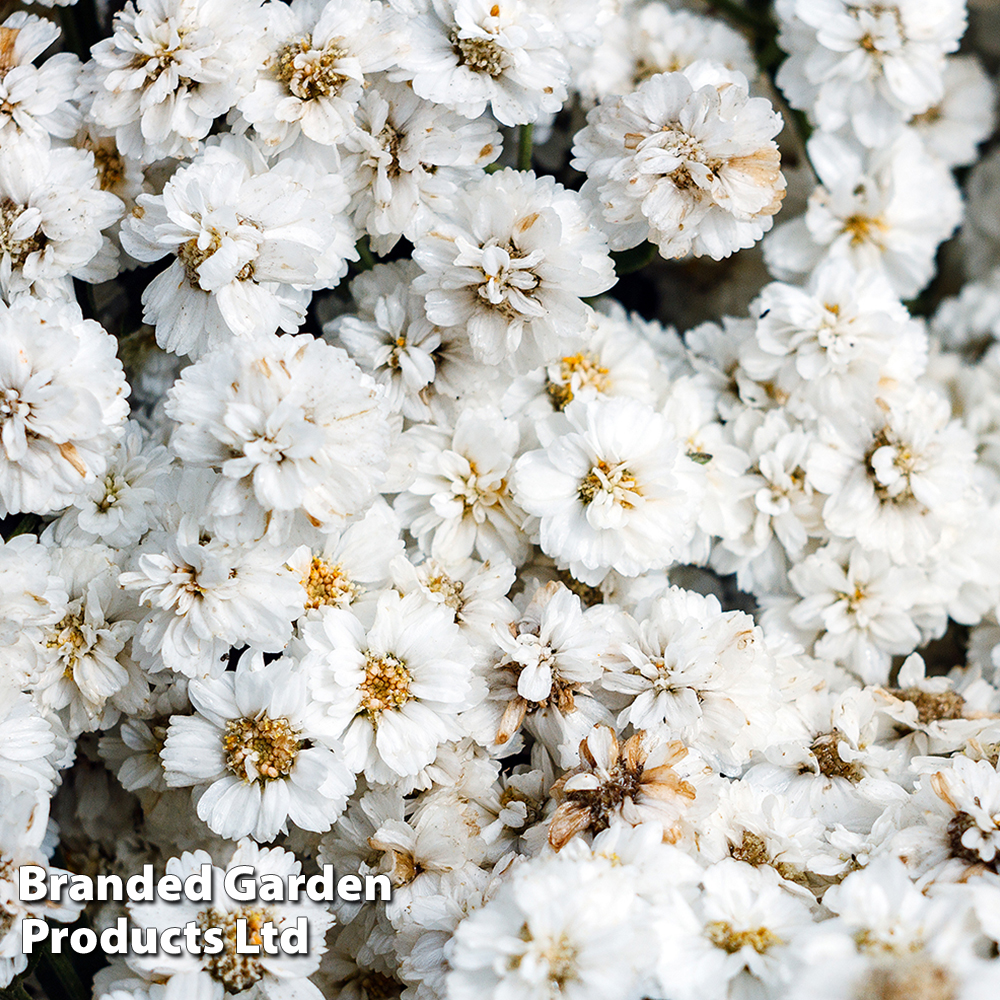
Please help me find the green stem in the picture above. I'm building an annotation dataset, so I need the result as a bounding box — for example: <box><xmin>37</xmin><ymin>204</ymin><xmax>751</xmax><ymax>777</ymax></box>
<box><xmin>354</xmin><ymin>237</ymin><xmax>376</xmax><ymax>272</ymax></box>
<box><xmin>0</xmin><ymin>979</ymin><xmax>33</xmax><ymax>1000</ymax></box>
<box><xmin>611</xmin><ymin>242</ymin><xmax>657</xmax><ymax>276</ymax></box>
<box><xmin>517</xmin><ymin>124</ymin><xmax>534</xmax><ymax>172</ymax></box>
<box><xmin>3</xmin><ymin>513</ymin><xmax>39</xmax><ymax>539</ymax></box>
<box><xmin>35</xmin><ymin>945</ymin><xmax>88</xmax><ymax>1000</ymax></box>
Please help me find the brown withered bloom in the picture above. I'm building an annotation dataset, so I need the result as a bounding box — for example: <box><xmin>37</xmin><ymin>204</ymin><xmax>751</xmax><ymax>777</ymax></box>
<box><xmin>548</xmin><ymin>725</ymin><xmax>697</xmax><ymax>851</ymax></box>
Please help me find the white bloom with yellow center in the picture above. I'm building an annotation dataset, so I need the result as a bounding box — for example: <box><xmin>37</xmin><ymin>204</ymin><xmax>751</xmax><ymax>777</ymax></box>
<box><xmin>86</xmin><ymin>0</ymin><xmax>266</xmax><ymax>161</ymax></box>
<box><xmin>236</xmin><ymin>0</ymin><xmax>407</xmax><ymax>150</ymax></box>
<box><xmin>394</xmin><ymin>0</ymin><xmax>570</xmax><ymax>126</ymax></box>
<box><xmin>127</xmin><ymin>840</ymin><xmax>334</xmax><ymax>996</ymax></box>
<box><xmin>394</xmin><ymin>404</ymin><xmax>529</xmax><ymax>566</ymax></box>
<box><xmin>514</xmin><ymin>398</ymin><xmax>704</xmax><ymax>584</ymax></box>
<box><xmin>120</xmin><ymin>137</ymin><xmax>356</xmax><ymax>358</ymax></box>
<box><xmin>572</xmin><ymin>61</ymin><xmax>785</xmax><ymax>262</ymax></box>
<box><xmin>413</xmin><ymin>168</ymin><xmax>616</xmax><ymax>372</ymax></box>
<box><xmin>296</xmin><ymin>589</ymin><xmax>476</xmax><ymax>783</ymax></box>
<box><xmin>161</xmin><ymin>657</ymin><xmax>354</xmax><ymax>841</ymax></box>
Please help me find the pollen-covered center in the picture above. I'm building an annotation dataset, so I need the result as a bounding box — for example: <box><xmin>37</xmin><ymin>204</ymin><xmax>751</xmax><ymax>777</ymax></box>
<box><xmin>508</xmin><ymin>925</ymin><xmax>578</xmax><ymax>988</ymax></box>
<box><xmin>704</xmin><ymin>919</ymin><xmax>782</xmax><ymax>955</ymax></box>
<box><xmin>196</xmin><ymin>906</ymin><xmax>274</xmax><ymax>992</ymax></box>
<box><xmin>303</xmin><ymin>556</ymin><xmax>362</xmax><ymax>609</ymax></box>
<box><xmin>886</xmin><ymin>687</ymin><xmax>965</xmax><ymax>725</ymax></box>
<box><xmin>91</xmin><ymin>143</ymin><xmax>127</xmax><ymax>193</ymax></box>
<box><xmin>546</xmin><ymin>352</ymin><xmax>610</xmax><ymax>410</ymax></box>
<box><xmin>96</xmin><ymin>473</ymin><xmax>124</xmax><ymax>512</ymax></box>
<box><xmin>177</xmin><ymin>232</ymin><xmax>255</xmax><ymax>287</ymax></box>
<box><xmin>472</xmin><ymin>239</ymin><xmax>544</xmax><ymax>320</ymax></box>
<box><xmin>376</xmin><ymin>122</ymin><xmax>404</xmax><ymax>178</ymax></box>
<box><xmin>46</xmin><ymin>609</ymin><xmax>89</xmax><ymax>675</ymax></box>
<box><xmin>809</xmin><ymin>731</ymin><xmax>865</xmax><ymax>783</ymax></box>
<box><xmin>425</xmin><ymin>571</ymin><xmax>465</xmax><ymax>611</ymax></box>
<box><xmin>274</xmin><ymin>35</ymin><xmax>351</xmax><ymax>100</ymax></box>
<box><xmin>865</xmin><ymin>427</ymin><xmax>921</xmax><ymax>504</ymax></box>
<box><xmin>1</xmin><ymin>197</ymin><xmax>47</xmax><ymax>268</ymax></box>
<box><xmin>841</xmin><ymin>212</ymin><xmax>888</xmax><ymax>247</ymax></box>
<box><xmin>359</xmin><ymin>652</ymin><xmax>412</xmax><ymax>717</ymax></box>
<box><xmin>578</xmin><ymin>459</ymin><xmax>640</xmax><ymax>505</ymax></box>
<box><xmin>223</xmin><ymin>714</ymin><xmax>300</xmax><ymax>782</ymax></box>
<box><xmin>452</xmin><ymin>32</ymin><xmax>509</xmax><ymax>77</ymax></box>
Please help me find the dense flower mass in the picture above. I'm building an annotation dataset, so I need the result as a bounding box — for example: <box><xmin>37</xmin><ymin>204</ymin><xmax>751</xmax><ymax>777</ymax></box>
<box><xmin>6</xmin><ymin>1</ymin><xmax>1000</xmax><ymax>999</ymax></box>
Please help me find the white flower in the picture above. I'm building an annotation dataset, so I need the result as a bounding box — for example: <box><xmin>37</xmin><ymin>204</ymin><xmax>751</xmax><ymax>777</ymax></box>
<box><xmin>50</xmin><ymin>420</ymin><xmax>172</xmax><ymax>549</ymax></box>
<box><xmin>501</xmin><ymin>300</ymin><xmax>661</xmax><ymax>426</ymax></box>
<box><xmin>121</xmin><ymin>473</ymin><xmax>305</xmax><ymax>677</ymax></box>
<box><xmin>448</xmin><ymin>849</ymin><xmax>656</xmax><ymax>1000</ymax></box>
<box><xmin>23</xmin><ymin>544</ymin><xmax>147</xmax><ymax>737</ymax></box>
<box><xmin>806</xmin><ymin>384</ymin><xmax>977</xmax><ymax>564</ymax></box>
<box><xmin>764</xmin><ymin>130</ymin><xmax>962</xmax><ymax>299</ymax></box>
<box><xmin>469</xmin><ymin>581</ymin><xmax>617</xmax><ymax>763</ymax></box>
<box><xmin>739</xmin><ymin>260</ymin><xmax>926</xmax><ymax>418</ymax></box>
<box><xmin>773</xmin><ymin>541</ymin><xmax>929</xmax><ymax>683</ymax></box>
<box><xmin>775</xmin><ymin>0</ymin><xmax>967</xmax><ymax>146</ymax></box>
<box><xmin>0</xmin><ymin>13</ymin><xmax>81</xmax><ymax>146</ymax></box>
<box><xmin>165</xmin><ymin>331</ymin><xmax>390</xmax><ymax>540</ymax></box>
<box><xmin>653</xmin><ymin>859</ymin><xmax>813</xmax><ymax>1000</ymax></box>
<box><xmin>0</xmin><ymin>792</ymin><xmax>83</xmax><ymax>989</ymax></box>
<box><xmin>929</xmin><ymin>755</ymin><xmax>1000</xmax><ymax>865</ymax></box>
<box><xmin>785</xmin><ymin>856</ymin><xmax>997</xmax><ymax>1000</ymax></box>
<box><xmin>576</xmin><ymin>2</ymin><xmax>756</xmax><ymax>106</ymax></box>
<box><xmin>909</xmin><ymin>54</ymin><xmax>996</xmax><ymax>168</ymax></box>
<box><xmin>161</xmin><ymin>656</ymin><xmax>354</xmax><ymax>841</ymax></box>
<box><xmin>339</xmin><ymin>77</ymin><xmax>502</xmax><ymax>254</ymax></box>
<box><xmin>513</xmin><ymin>398</ymin><xmax>703</xmax><ymax>584</ymax></box>
<box><xmin>127</xmin><ymin>840</ymin><xmax>334</xmax><ymax>997</ymax></box>
<box><xmin>604</xmin><ymin>587</ymin><xmax>779</xmax><ymax>773</ymax></box>
<box><xmin>287</xmin><ymin>499</ymin><xmax>404</xmax><ymax>628</ymax></box>
<box><xmin>0</xmin><ymin>140</ymin><xmax>122</xmax><ymax>301</ymax></box>
<box><xmin>296</xmin><ymin>589</ymin><xmax>477</xmax><ymax>783</ymax></box>
<box><xmin>0</xmin><ymin>532</ymin><xmax>67</xmax><ymax>646</ymax></box>
<box><xmin>86</xmin><ymin>0</ymin><xmax>266</xmax><ymax>161</ymax></box>
<box><xmin>120</xmin><ymin>137</ymin><xmax>356</xmax><ymax>358</ymax></box>
<box><xmin>236</xmin><ymin>0</ymin><xmax>407</xmax><ymax>150</ymax></box>
<box><xmin>329</xmin><ymin>260</ymin><xmax>478</xmax><ymax>421</ymax></box>
<box><xmin>394</xmin><ymin>0</ymin><xmax>570</xmax><ymax>126</ymax></box>
<box><xmin>572</xmin><ymin>61</ymin><xmax>785</xmax><ymax>261</ymax></box>
<box><xmin>394</xmin><ymin>404</ymin><xmax>528</xmax><ymax>565</ymax></box>
<box><xmin>0</xmin><ymin>684</ymin><xmax>60</xmax><ymax>796</ymax></box>
<box><xmin>390</xmin><ymin>551</ymin><xmax>516</xmax><ymax>653</ymax></box>
<box><xmin>413</xmin><ymin>167</ymin><xmax>615</xmax><ymax>371</ymax></box>
<box><xmin>0</xmin><ymin>297</ymin><xmax>129</xmax><ymax>517</ymax></box>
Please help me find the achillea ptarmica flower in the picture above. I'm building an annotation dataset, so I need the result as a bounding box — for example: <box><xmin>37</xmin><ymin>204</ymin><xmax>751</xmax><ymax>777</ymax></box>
<box><xmin>236</xmin><ymin>0</ymin><xmax>407</xmax><ymax>151</ymax></box>
<box><xmin>165</xmin><ymin>331</ymin><xmax>390</xmax><ymax>541</ymax></box>
<box><xmin>0</xmin><ymin>297</ymin><xmax>128</xmax><ymax>517</ymax></box>
<box><xmin>86</xmin><ymin>0</ymin><xmax>266</xmax><ymax>161</ymax></box>
<box><xmin>548</xmin><ymin>725</ymin><xmax>699</xmax><ymax>850</ymax></box>
<box><xmin>161</xmin><ymin>657</ymin><xmax>355</xmax><ymax>841</ymax></box>
<box><xmin>0</xmin><ymin>140</ymin><xmax>122</xmax><ymax>302</ymax></box>
<box><xmin>513</xmin><ymin>398</ymin><xmax>704</xmax><ymax>584</ymax></box>
<box><xmin>572</xmin><ymin>60</ymin><xmax>785</xmax><ymax>261</ymax></box>
<box><xmin>296</xmin><ymin>589</ymin><xmax>477</xmax><ymax>784</ymax></box>
<box><xmin>413</xmin><ymin>167</ymin><xmax>616</xmax><ymax>371</ymax></box>
<box><xmin>120</xmin><ymin>137</ymin><xmax>356</xmax><ymax>358</ymax></box>
<box><xmin>395</xmin><ymin>0</ymin><xmax>571</xmax><ymax>127</ymax></box>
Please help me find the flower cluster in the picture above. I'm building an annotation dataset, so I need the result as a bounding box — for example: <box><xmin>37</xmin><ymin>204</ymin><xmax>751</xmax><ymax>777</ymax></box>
<box><xmin>4</xmin><ymin>1</ymin><xmax>1000</xmax><ymax>999</ymax></box>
